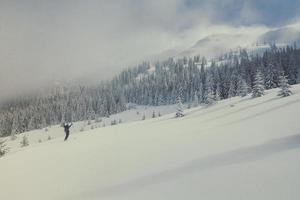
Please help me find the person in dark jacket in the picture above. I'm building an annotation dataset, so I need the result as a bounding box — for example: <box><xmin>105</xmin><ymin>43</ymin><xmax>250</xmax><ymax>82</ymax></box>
<box><xmin>63</xmin><ymin>122</ymin><xmax>73</xmax><ymax>141</ymax></box>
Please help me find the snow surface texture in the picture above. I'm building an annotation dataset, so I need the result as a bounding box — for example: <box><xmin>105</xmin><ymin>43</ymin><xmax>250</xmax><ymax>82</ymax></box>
<box><xmin>1</xmin><ymin>85</ymin><xmax>300</xmax><ymax>200</ymax></box>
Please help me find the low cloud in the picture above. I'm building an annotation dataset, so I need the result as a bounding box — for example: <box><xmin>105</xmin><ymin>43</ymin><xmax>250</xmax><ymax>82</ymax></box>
<box><xmin>0</xmin><ymin>0</ymin><xmax>298</xmax><ymax>101</ymax></box>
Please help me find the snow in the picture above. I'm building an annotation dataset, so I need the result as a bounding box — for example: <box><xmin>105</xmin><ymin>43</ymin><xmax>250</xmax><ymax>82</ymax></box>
<box><xmin>3</xmin><ymin>104</ymin><xmax>177</xmax><ymax>153</ymax></box>
<box><xmin>1</xmin><ymin>85</ymin><xmax>300</xmax><ymax>200</ymax></box>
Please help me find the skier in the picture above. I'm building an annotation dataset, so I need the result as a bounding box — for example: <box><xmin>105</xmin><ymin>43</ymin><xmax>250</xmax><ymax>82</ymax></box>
<box><xmin>63</xmin><ymin>122</ymin><xmax>73</xmax><ymax>141</ymax></box>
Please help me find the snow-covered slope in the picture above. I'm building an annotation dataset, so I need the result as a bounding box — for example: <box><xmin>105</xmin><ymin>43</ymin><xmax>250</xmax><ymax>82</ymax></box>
<box><xmin>258</xmin><ymin>27</ymin><xmax>300</xmax><ymax>45</ymax></box>
<box><xmin>2</xmin><ymin>104</ymin><xmax>177</xmax><ymax>153</ymax></box>
<box><xmin>168</xmin><ymin>25</ymin><xmax>300</xmax><ymax>61</ymax></box>
<box><xmin>178</xmin><ymin>33</ymin><xmax>252</xmax><ymax>58</ymax></box>
<box><xmin>1</xmin><ymin>85</ymin><xmax>300</xmax><ymax>200</ymax></box>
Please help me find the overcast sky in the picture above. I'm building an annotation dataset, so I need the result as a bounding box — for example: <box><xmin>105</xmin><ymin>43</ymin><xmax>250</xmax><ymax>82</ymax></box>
<box><xmin>0</xmin><ymin>0</ymin><xmax>300</xmax><ymax>100</ymax></box>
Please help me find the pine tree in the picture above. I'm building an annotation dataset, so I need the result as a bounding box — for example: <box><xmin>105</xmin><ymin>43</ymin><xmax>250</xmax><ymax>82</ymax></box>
<box><xmin>206</xmin><ymin>91</ymin><xmax>216</xmax><ymax>105</ymax></box>
<box><xmin>203</xmin><ymin>84</ymin><xmax>216</xmax><ymax>105</ymax></box>
<box><xmin>228</xmin><ymin>70</ymin><xmax>239</xmax><ymax>98</ymax></box>
<box><xmin>297</xmin><ymin>68</ymin><xmax>300</xmax><ymax>84</ymax></box>
<box><xmin>252</xmin><ymin>71</ymin><xmax>265</xmax><ymax>98</ymax></box>
<box><xmin>20</xmin><ymin>135</ymin><xmax>29</xmax><ymax>147</ymax></box>
<box><xmin>152</xmin><ymin>111</ymin><xmax>156</xmax><ymax>118</ymax></box>
<box><xmin>28</xmin><ymin>116</ymin><xmax>36</xmax><ymax>131</ymax></box>
<box><xmin>214</xmin><ymin>85</ymin><xmax>221</xmax><ymax>101</ymax></box>
<box><xmin>228</xmin><ymin>82</ymin><xmax>236</xmax><ymax>98</ymax></box>
<box><xmin>237</xmin><ymin>79</ymin><xmax>248</xmax><ymax>97</ymax></box>
<box><xmin>278</xmin><ymin>73</ymin><xmax>292</xmax><ymax>97</ymax></box>
<box><xmin>11</xmin><ymin>116</ymin><xmax>18</xmax><ymax>138</ymax></box>
<box><xmin>264</xmin><ymin>63</ymin><xmax>277</xmax><ymax>89</ymax></box>
<box><xmin>0</xmin><ymin>139</ymin><xmax>8</xmax><ymax>157</ymax></box>
<box><xmin>176</xmin><ymin>96</ymin><xmax>184</xmax><ymax>117</ymax></box>
<box><xmin>193</xmin><ymin>92</ymin><xmax>199</xmax><ymax>107</ymax></box>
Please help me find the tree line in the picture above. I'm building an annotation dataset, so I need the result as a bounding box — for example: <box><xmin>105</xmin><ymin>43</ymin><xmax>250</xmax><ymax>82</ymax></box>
<box><xmin>0</xmin><ymin>45</ymin><xmax>299</xmax><ymax>137</ymax></box>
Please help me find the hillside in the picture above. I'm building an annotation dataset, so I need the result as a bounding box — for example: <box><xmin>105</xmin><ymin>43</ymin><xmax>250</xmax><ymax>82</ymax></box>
<box><xmin>1</xmin><ymin>84</ymin><xmax>300</xmax><ymax>200</ymax></box>
<box><xmin>172</xmin><ymin>26</ymin><xmax>300</xmax><ymax>60</ymax></box>
<box><xmin>1</xmin><ymin>44</ymin><xmax>300</xmax><ymax>138</ymax></box>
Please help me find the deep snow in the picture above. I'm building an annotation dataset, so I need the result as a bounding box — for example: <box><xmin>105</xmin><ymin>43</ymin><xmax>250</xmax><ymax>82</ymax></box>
<box><xmin>1</xmin><ymin>85</ymin><xmax>300</xmax><ymax>200</ymax></box>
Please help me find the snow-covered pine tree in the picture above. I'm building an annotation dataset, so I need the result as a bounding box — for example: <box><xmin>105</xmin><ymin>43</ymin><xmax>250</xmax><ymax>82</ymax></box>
<box><xmin>203</xmin><ymin>82</ymin><xmax>216</xmax><ymax>105</ymax></box>
<box><xmin>252</xmin><ymin>70</ymin><xmax>265</xmax><ymax>98</ymax></box>
<box><xmin>214</xmin><ymin>85</ymin><xmax>221</xmax><ymax>101</ymax></box>
<box><xmin>237</xmin><ymin>79</ymin><xmax>248</xmax><ymax>97</ymax></box>
<box><xmin>228</xmin><ymin>82</ymin><xmax>236</xmax><ymax>98</ymax></box>
<box><xmin>152</xmin><ymin>110</ymin><xmax>156</xmax><ymax>118</ymax></box>
<box><xmin>176</xmin><ymin>95</ymin><xmax>184</xmax><ymax>117</ymax></box>
<box><xmin>28</xmin><ymin>116</ymin><xmax>36</xmax><ymax>131</ymax></box>
<box><xmin>10</xmin><ymin>116</ymin><xmax>19</xmax><ymax>140</ymax></box>
<box><xmin>206</xmin><ymin>91</ymin><xmax>216</xmax><ymax>105</ymax></box>
<box><xmin>228</xmin><ymin>70</ymin><xmax>239</xmax><ymax>98</ymax></box>
<box><xmin>297</xmin><ymin>68</ymin><xmax>300</xmax><ymax>84</ymax></box>
<box><xmin>0</xmin><ymin>139</ymin><xmax>8</xmax><ymax>157</ymax></box>
<box><xmin>193</xmin><ymin>92</ymin><xmax>199</xmax><ymax>107</ymax></box>
<box><xmin>278</xmin><ymin>73</ymin><xmax>292</xmax><ymax>97</ymax></box>
<box><xmin>265</xmin><ymin>63</ymin><xmax>277</xmax><ymax>89</ymax></box>
<box><xmin>20</xmin><ymin>135</ymin><xmax>29</xmax><ymax>147</ymax></box>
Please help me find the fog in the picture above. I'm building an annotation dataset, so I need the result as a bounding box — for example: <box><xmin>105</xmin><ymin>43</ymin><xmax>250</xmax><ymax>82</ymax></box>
<box><xmin>0</xmin><ymin>0</ymin><xmax>299</xmax><ymax>101</ymax></box>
